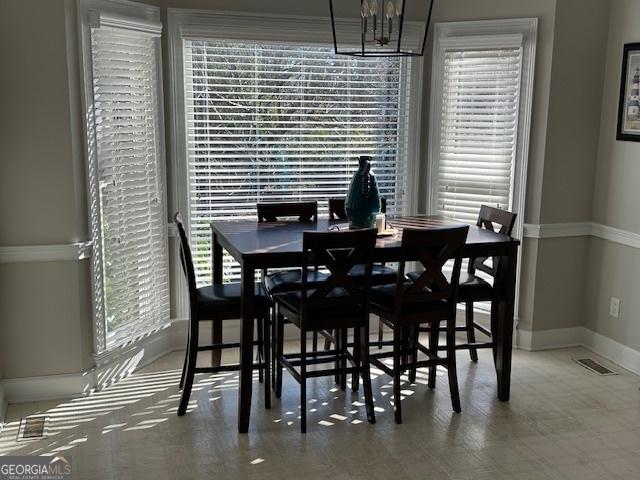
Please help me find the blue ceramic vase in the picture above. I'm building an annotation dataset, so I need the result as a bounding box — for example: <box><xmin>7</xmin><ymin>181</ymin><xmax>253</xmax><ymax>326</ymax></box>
<box><xmin>345</xmin><ymin>156</ymin><xmax>381</xmax><ymax>229</ymax></box>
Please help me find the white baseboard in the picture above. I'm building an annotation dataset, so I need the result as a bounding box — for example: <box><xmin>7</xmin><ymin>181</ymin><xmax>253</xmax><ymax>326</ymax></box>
<box><xmin>581</xmin><ymin>328</ymin><xmax>640</xmax><ymax>377</ymax></box>
<box><xmin>517</xmin><ymin>325</ymin><xmax>640</xmax><ymax>376</ymax></box>
<box><xmin>516</xmin><ymin>326</ymin><xmax>584</xmax><ymax>351</ymax></box>
<box><xmin>1</xmin><ymin>371</ymin><xmax>97</xmax><ymax>404</ymax></box>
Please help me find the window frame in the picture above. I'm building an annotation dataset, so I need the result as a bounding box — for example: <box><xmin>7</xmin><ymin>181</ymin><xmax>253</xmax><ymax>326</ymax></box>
<box><xmin>77</xmin><ymin>0</ymin><xmax>170</xmax><ymax>355</ymax></box>
<box><xmin>167</xmin><ymin>9</ymin><xmax>425</xmax><ymax>318</ymax></box>
<box><xmin>427</xmin><ymin>18</ymin><xmax>538</xmax><ymax>241</ymax></box>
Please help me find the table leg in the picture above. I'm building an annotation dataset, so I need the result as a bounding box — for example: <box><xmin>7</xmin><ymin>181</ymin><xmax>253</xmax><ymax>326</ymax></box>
<box><xmin>212</xmin><ymin>232</ymin><xmax>223</xmax><ymax>284</ymax></box>
<box><xmin>495</xmin><ymin>245</ymin><xmax>518</xmax><ymax>401</ymax></box>
<box><xmin>238</xmin><ymin>260</ymin><xmax>255</xmax><ymax>433</ymax></box>
<box><xmin>212</xmin><ymin>233</ymin><xmax>223</xmax><ymax>366</ymax></box>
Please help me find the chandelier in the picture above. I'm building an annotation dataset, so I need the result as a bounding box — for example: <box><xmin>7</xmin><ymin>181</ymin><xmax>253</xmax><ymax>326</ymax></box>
<box><xmin>329</xmin><ymin>0</ymin><xmax>435</xmax><ymax>57</ymax></box>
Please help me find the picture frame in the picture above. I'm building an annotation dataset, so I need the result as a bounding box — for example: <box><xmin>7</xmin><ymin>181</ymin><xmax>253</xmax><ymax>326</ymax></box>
<box><xmin>617</xmin><ymin>43</ymin><xmax>640</xmax><ymax>142</ymax></box>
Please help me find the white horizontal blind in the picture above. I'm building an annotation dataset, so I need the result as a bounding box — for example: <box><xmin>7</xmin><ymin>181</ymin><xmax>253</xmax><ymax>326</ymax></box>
<box><xmin>184</xmin><ymin>40</ymin><xmax>411</xmax><ymax>285</ymax></box>
<box><xmin>435</xmin><ymin>46</ymin><xmax>522</xmax><ymax>224</ymax></box>
<box><xmin>90</xmin><ymin>26</ymin><xmax>169</xmax><ymax>347</ymax></box>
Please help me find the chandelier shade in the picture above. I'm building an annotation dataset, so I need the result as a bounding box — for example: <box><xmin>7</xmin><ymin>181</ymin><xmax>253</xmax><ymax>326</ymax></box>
<box><xmin>328</xmin><ymin>0</ymin><xmax>435</xmax><ymax>57</ymax></box>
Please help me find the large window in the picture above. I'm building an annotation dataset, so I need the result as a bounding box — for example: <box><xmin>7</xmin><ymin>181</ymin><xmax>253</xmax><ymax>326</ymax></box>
<box><xmin>183</xmin><ymin>40</ymin><xmax>412</xmax><ymax>284</ymax></box>
<box><xmin>83</xmin><ymin>9</ymin><xmax>170</xmax><ymax>351</ymax></box>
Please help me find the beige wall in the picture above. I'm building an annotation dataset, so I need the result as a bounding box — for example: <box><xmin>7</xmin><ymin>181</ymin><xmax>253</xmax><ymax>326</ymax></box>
<box><xmin>0</xmin><ymin>0</ymin><xmax>93</xmax><ymax>379</ymax></box>
<box><xmin>539</xmin><ymin>0</ymin><xmax>610</xmax><ymax>225</ymax></box>
<box><xmin>524</xmin><ymin>0</ymin><xmax>611</xmax><ymax>332</ymax></box>
<box><xmin>585</xmin><ymin>0</ymin><xmax>640</xmax><ymax>350</ymax></box>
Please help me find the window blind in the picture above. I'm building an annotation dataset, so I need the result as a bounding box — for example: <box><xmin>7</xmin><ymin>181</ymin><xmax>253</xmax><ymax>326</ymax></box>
<box><xmin>435</xmin><ymin>47</ymin><xmax>522</xmax><ymax>224</ymax></box>
<box><xmin>90</xmin><ymin>26</ymin><xmax>169</xmax><ymax>347</ymax></box>
<box><xmin>184</xmin><ymin>40</ymin><xmax>411</xmax><ymax>285</ymax></box>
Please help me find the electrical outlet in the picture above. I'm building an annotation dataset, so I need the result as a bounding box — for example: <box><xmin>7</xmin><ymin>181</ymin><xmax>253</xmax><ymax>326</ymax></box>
<box><xmin>609</xmin><ymin>297</ymin><xmax>620</xmax><ymax>318</ymax></box>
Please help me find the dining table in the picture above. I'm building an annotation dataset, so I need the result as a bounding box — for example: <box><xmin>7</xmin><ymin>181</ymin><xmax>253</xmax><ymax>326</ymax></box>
<box><xmin>210</xmin><ymin>215</ymin><xmax>520</xmax><ymax>433</ymax></box>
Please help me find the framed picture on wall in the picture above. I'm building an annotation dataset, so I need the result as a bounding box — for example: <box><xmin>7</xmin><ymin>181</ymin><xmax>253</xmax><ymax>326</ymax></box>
<box><xmin>617</xmin><ymin>43</ymin><xmax>640</xmax><ymax>142</ymax></box>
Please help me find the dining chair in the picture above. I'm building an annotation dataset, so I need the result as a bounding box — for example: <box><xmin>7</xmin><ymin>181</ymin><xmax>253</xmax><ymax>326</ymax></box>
<box><xmin>174</xmin><ymin>213</ymin><xmax>272</xmax><ymax>415</ymax></box>
<box><xmin>256</xmin><ymin>201</ymin><xmax>328</xmax><ymax>385</ymax></box>
<box><xmin>407</xmin><ymin>205</ymin><xmax>517</xmax><ymax>362</ymax></box>
<box><xmin>273</xmin><ymin>228</ymin><xmax>378</xmax><ymax>432</ymax></box>
<box><xmin>369</xmin><ymin>225</ymin><xmax>469</xmax><ymax>423</ymax></box>
<box><xmin>325</xmin><ymin>197</ymin><xmax>397</xmax><ymax>350</ymax></box>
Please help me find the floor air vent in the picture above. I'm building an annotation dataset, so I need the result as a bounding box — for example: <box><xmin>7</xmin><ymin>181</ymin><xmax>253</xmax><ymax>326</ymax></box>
<box><xmin>17</xmin><ymin>415</ymin><xmax>49</xmax><ymax>441</ymax></box>
<box><xmin>574</xmin><ymin>358</ymin><xmax>618</xmax><ymax>376</ymax></box>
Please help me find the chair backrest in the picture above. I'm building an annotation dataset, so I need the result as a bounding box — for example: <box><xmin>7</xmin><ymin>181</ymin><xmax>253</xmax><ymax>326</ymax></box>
<box><xmin>174</xmin><ymin>213</ymin><xmax>198</xmax><ymax>307</ymax></box>
<box><xmin>328</xmin><ymin>198</ymin><xmax>348</xmax><ymax>220</ymax></box>
<box><xmin>257</xmin><ymin>201</ymin><xmax>318</xmax><ymax>223</ymax></box>
<box><xmin>397</xmin><ymin>226</ymin><xmax>469</xmax><ymax>310</ymax></box>
<box><xmin>472</xmin><ymin>205</ymin><xmax>517</xmax><ymax>277</ymax></box>
<box><xmin>328</xmin><ymin>197</ymin><xmax>386</xmax><ymax>220</ymax></box>
<box><xmin>301</xmin><ymin>228</ymin><xmax>377</xmax><ymax>320</ymax></box>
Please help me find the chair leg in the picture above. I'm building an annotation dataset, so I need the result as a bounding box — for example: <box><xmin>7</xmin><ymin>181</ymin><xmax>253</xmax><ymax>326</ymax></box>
<box><xmin>211</xmin><ymin>319</ymin><xmax>222</xmax><ymax>367</ymax></box>
<box><xmin>428</xmin><ymin>320</ymin><xmax>440</xmax><ymax>390</ymax></box>
<box><xmin>263</xmin><ymin>314</ymin><xmax>271</xmax><ymax>409</ymax></box>
<box><xmin>360</xmin><ymin>325</ymin><xmax>376</xmax><ymax>424</ymax></box>
<box><xmin>257</xmin><ymin>318</ymin><xmax>264</xmax><ymax>383</ymax></box>
<box><xmin>446</xmin><ymin>318</ymin><xmax>461</xmax><ymax>413</ymax></box>
<box><xmin>312</xmin><ymin>331</ymin><xmax>318</xmax><ymax>353</ymax></box>
<box><xmin>408</xmin><ymin>325</ymin><xmax>418</xmax><ymax>384</ymax></box>
<box><xmin>490</xmin><ymin>298</ymin><xmax>499</xmax><ymax>364</ymax></box>
<box><xmin>300</xmin><ymin>330</ymin><xmax>307</xmax><ymax>434</ymax></box>
<box><xmin>275</xmin><ymin>312</ymin><xmax>285</xmax><ymax>399</ymax></box>
<box><xmin>393</xmin><ymin>326</ymin><xmax>403</xmax><ymax>424</ymax></box>
<box><xmin>179</xmin><ymin>324</ymin><xmax>190</xmax><ymax>390</ymax></box>
<box><xmin>378</xmin><ymin>318</ymin><xmax>384</xmax><ymax>349</ymax></box>
<box><xmin>466</xmin><ymin>301</ymin><xmax>479</xmax><ymax>362</ymax></box>
<box><xmin>271</xmin><ymin>307</ymin><xmax>277</xmax><ymax>388</ymax></box>
<box><xmin>339</xmin><ymin>328</ymin><xmax>348</xmax><ymax>391</ymax></box>
<box><xmin>323</xmin><ymin>329</ymin><xmax>333</xmax><ymax>351</ymax></box>
<box><xmin>178</xmin><ymin>322</ymin><xmax>199</xmax><ymax>416</ymax></box>
<box><xmin>352</xmin><ymin>327</ymin><xmax>360</xmax><ymax>392</ymax></box>
<box><xmin>334</xmin><ymin>329</ymin><xmax>341</xmax><ymax>385</ymax></box>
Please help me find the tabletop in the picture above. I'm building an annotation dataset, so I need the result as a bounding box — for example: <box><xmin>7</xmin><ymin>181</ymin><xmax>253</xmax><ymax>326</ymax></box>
<box><xmin>210</xmin><ymin>215</ymin><xmax>520</xmax><ymax>262</ymax></box>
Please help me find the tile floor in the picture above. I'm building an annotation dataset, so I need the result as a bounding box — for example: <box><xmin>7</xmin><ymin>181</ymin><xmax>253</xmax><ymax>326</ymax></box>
<box><xmin>1</xmin><ymin>345</ymin><xmax>639</xmax><ymax>479</ymax></box>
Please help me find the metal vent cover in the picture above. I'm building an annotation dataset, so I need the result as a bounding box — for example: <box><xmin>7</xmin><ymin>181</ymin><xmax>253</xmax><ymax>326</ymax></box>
<box><xmin>574</xmin><ymin>358</ymin><xmax>618</xmax><ymax>376</ymax></box>
<box><xmin>17</xmin><ymin>415</ymin><xmax>49</xmax><ymax>441</ymax></box>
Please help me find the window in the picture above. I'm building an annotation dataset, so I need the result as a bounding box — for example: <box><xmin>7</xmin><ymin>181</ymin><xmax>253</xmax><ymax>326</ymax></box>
<box><xmin>82</xmin><ymin>10</ymin><xmax>169</xmax><ymax>351</ymax></box>
<box><xmin>428</xmin><ymin>20</ymin><xmax>537</xmax><ymax>233</ymax></box>
<box><xmin>435</xmin><ymin>46</ymin><xmax>521</xmax><ymax>222</ymax></box>
<box><xmin>183</xmin><ymin>40</ymin><xmax>413</xmax><ymax>284</ymax></box>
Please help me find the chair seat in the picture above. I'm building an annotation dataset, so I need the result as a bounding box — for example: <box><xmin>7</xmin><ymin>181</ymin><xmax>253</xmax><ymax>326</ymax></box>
<box><xmin>349</xmin><ymin>264</ymin><xmax>398</xmax><ymax>285</ymax></box>
<box><xmin>370</xmin><ymin>282</ymin><xmax>449</xmax><ymax>317</ymax></box>
<box><xmin>197</xmin><ymin>283</ymin><xmax>271</xmax><ymax>317</ymax></box>
<box><xmin>273</xmin><ymin>288</ymin><xmax>364</xmax><ymax>328</ymax></box>
<box><xmin>264</xmin><ymin>269</ymin><xmax>329</xmax><ymax>294</ymax></box>
<box><xmin>406</xmin><ymin>271</ymin><xmax>493</xmax><ymax>302</ymax></box>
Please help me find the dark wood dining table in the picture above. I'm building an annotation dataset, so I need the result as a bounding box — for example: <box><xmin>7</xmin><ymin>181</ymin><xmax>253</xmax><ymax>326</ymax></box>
<box><xmin>210</xmin><ymin>215</ymin><xmax>520</xmax><ymax>433</ymax></box>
